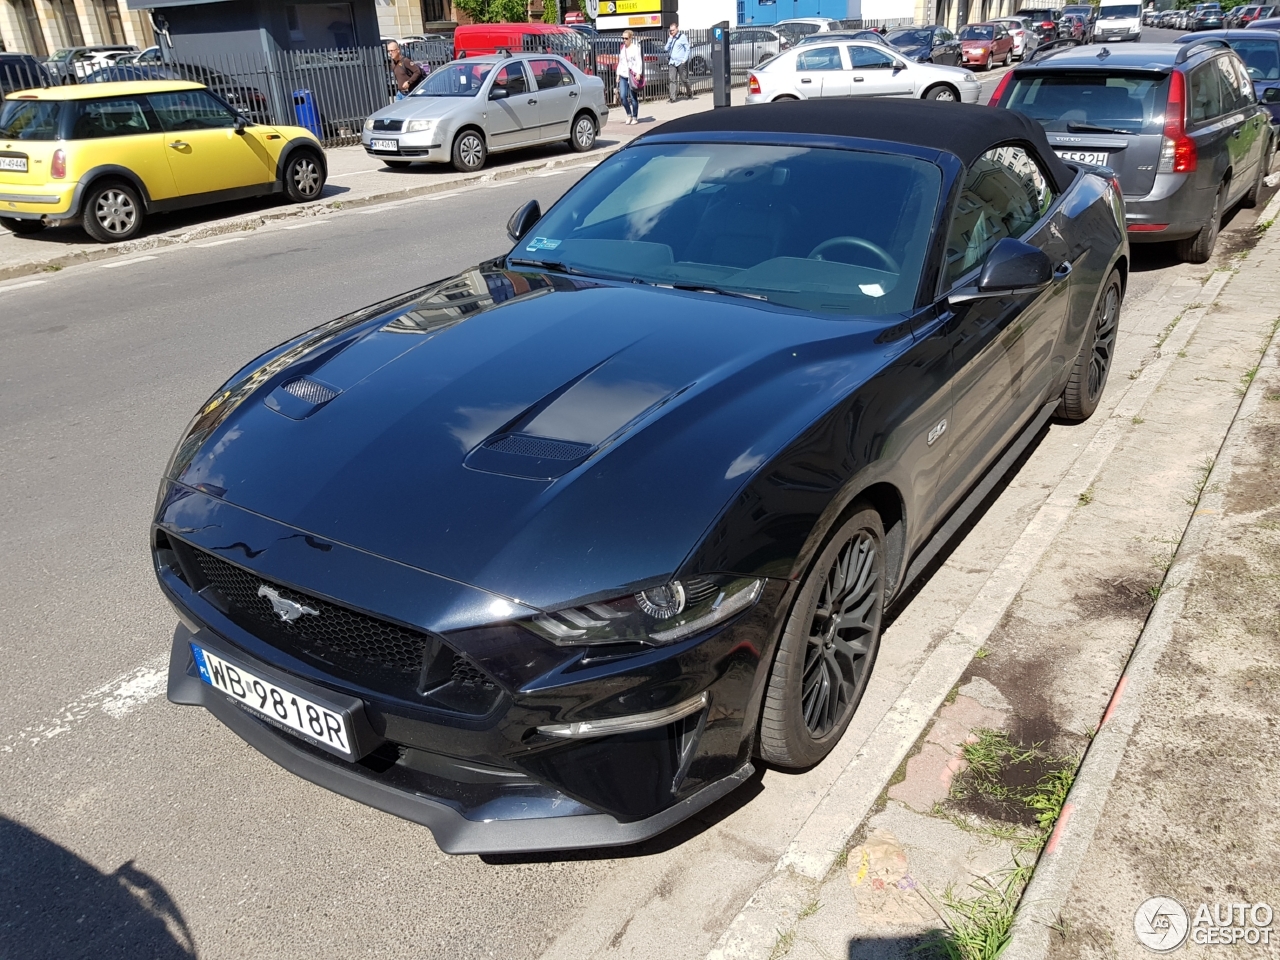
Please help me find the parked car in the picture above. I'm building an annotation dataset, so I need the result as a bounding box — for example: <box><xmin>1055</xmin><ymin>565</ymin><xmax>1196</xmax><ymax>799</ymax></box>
<box><xmin>361</xmin><ymin>53</ymin><xmax>608</xmax><ymax>173</ymax></box>
<box><xmin>1176</xmin><ymin>28</ymin><xmax>1280</xmax><ymax>130</ymax></box>
<box><xmin>86</xmin><ymin>64</ymin><xmax>272</xmax><ymax>124</ymax></box>
<box><xmin>0</xmin><ymin>52</ymin><xmax>52</xmax><ymax>95</ymax></box>
<box><xmin>1189</xmin><ymin>3</ymin><xmax>1227</xmax><ymax>30</ymax></box>
<box><xmin>1059</xmin><ymin>14</ymin><xmax>1088</xmax><ymax>40</ymax></box>
<box><xmin>1061</xmin><ymin>3</ymin><xmax>1098</xmax><ymax>30</ymax></box>
<box><xmin>1248</xmin><ymin>15</ymin><xmax>1280</xmax><ymax>26</ymax></box>
<box><xmin>988</xmin><ymin>18</ymin><xmax>1038</xmax><ymax>59</ymax></box>
<box><xmin>992</xmin><ymin>36</ymin><xmax>1272</xmax><ymax>262</ymax></box>
<box><xmin>1015</xmin><ymin>6</ymin><xmax>1062</xmax><ymax>40</ymax></box>
<box><xmin>154</xmin><ymin>96</ymin><xmax>1127</xmax><ymax>855</ymax></box>
<box><xmin>1242</xmin><ymin>4</ymin><xmax>1279</xmax><ymax>22</ymax></box>
<box><xmin>0</xmin><ymin>80</ymin><xmax>326</xmax><ymax>242</ymax></box>
<box><xmin>689</xmin><ymin>27</ymin><xmax>790</xmax><ymax>76</ymax></box>
<box><xmin>773</xmin><ymin>18</ymin><xmax>844</xmax><ymax>45</ymax></box>
<box><xmin>885</xmin><ymin>25</ymin><xmax>963</xmax><ymax>66</ymax></box>
<box><xmin>746</xmin><ymin>39</ymin><xmax>981</xmax><ymax>102</ymax></box>
<box><xmin>1224</xmin><ymin>4</ymin><xmax>1249</xmax><ymax>26</ymax></box>
<box><xmin>42</xmin><ymin>45</ymin><xmax>139</xmax><ymax>83</ymax></box>
<box><xmin>796</xmin><ymin>30</ymin><xmax>888</xmax><ymax>46</ymax></box>
<box><xmin>958</xmin><ymin>22</ymin><xmax>1017</xmax><ymax>69</ymax></box>
<box><xmin>116</xmin><ymin>46</ymin><xmax>163</xmax><ymax>65</ymax></box>
<box><xmin>1093</xmin><ymin>2</ymin><xmax>1144</xmax><ymax>41</ymax></box>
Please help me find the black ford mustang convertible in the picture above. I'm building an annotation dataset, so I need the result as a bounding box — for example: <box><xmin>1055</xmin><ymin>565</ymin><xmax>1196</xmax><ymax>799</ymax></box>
<box><xmin>155</xmin><ymin>99</ymin><xmax>1126</xmax><ymax>854</ymax></box>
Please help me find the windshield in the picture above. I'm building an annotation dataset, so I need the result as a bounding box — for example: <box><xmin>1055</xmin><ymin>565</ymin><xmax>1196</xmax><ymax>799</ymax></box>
<box><xmin>514</xmin><ymin>143</ymin><xmax>942</xmax><ymax>316</ymax></box>
<box><xmin>1227</xmin><ymin>38</ymin><xmax>1280</xmax><ymax>79</ymax></box>
<box><xmin>1099</xmin><ymin>4</ymin><xmax>1142</xmax><ymax>15</ymax></box>
<box><xmin>887</xmin><ymin>29</ymin><xmax>936</xmax><ymax>46</ymax></box>
<box><xmin>411</xmin><ymin>62</ymin><xmax>494</xmax><ymax>97</ymax></box>
<box><xmin>1062</xmin><ymin>5</ymin><xmax>1093</xmax><ymax>15</ymax></box>
<box><xmin>0</xmin><ymin>100</ymin><xmax>61</xmax><ymax>140</ymax></box>
<box><xmin>959</xmin><ymin>25</ymin><xmax>995</xmax><ymax>39</ymax></box>
<box><xmin>1008</xmin><ymin>72</ymin><xmax>1170</xmax><ymax>134</ymax></box>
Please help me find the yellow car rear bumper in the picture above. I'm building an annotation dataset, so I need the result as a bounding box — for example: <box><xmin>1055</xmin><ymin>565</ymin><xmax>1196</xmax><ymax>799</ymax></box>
<box><xmin>0</xmin><ymin>183</ymin><xmax>78</xmax><ymax>219</ymax></box>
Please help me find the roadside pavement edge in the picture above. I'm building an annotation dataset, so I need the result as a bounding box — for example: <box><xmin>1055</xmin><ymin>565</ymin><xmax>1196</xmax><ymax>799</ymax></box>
<box><xmin>1001</xmin><ymin>186</ymin><xmax>1280</xmax><ymax>960</ymax></box>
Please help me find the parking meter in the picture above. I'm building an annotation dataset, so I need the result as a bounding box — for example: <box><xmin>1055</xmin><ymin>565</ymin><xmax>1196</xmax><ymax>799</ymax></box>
<box><xmin>711</xmin><ymin>21</ymin><xmax>731</xmax><ymax>108</ymax></box>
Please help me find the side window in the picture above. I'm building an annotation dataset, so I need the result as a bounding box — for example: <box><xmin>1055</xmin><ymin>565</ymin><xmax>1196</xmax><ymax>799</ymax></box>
<box><xmin>528</xmin><ymin>58</ymin><xmax>573</xmax><ymax>90</ymax></box>
<box><xmin>490</xmin><ymin>63</ymin><xmax>529</xmax><ymax>97</ymax></box>
<box><xmin>939</xmin><ymin>28</ymin><xmax>955</xmax><ymax>42</ymax></box>
<box><xmin>148</xmin><ymin>90</ymin><xmax>236</xmax><ymax>131</ymax></box>
<box><xmin>848</xmin><ymin>46</ymin><xmax>896</xmax><ymax>69</ymax></box>
<box><xmin>1188</xmin><ymin>63</ymin><xmax>1225</xmax><ymax>122</ymax></box>
<box><xmin>796</xmin><ymin>46</ymin><xmax>843</xmax><ymax>70</ymax></box>
<box><xmin>1233</xmin><ymin>58</ymin><xmax>1258</xmax><ymax>101</ymax></box>
<box><xmin>71</xmin><ymin>98</ymin><xmax>151</xmax><ymax>139</ymax></box>
<box><xmin>1216</xmin><ymin>56</ymin><xmax>1249</xmax><ymax>109</ymax></box>
<box><xmin>945</xmin><ymin>145</ymin><xmax>1056</xmax><ymax>284</ymax></box>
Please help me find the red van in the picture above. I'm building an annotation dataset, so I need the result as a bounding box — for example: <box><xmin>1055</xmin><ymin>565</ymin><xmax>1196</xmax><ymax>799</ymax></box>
<box><xmin>453</xmin><ymin>23</ymin><xmax>593</xmax><ymax>72</ymax></box>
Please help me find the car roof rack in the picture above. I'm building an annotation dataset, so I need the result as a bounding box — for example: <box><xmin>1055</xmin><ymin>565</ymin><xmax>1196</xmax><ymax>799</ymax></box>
<box><xmin>1175</xmin><ymin>36</ymin><xmax>1231</xmax><ymax>63</ymax></box>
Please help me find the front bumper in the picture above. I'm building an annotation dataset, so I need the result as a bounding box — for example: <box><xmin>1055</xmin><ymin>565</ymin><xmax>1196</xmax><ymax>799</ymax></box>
<box><xmin>958</xmin><ymin>79</ymin><xmax>983</xmax><ymax>104</ymax></box>
<box><xmin>961</xmin><ymin>49</ymin><xmax>991</xmax><ymax>66</ymax></box>
<box><xmin>0</xmin><ymin>182</ymin><xmax>77</xmax><ymax>220</ymax></box>
<box><xmin>362</xmin><ymin>130</ymin><xmax>448</xmax><ymax>163</ymax></box>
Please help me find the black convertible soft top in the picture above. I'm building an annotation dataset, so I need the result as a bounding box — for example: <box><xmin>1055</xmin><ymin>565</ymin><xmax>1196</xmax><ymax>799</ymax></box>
<box><xmin>645</xmin><ymin>99</ymin><xmax>1074</xmax><ymax>191</ymax></box>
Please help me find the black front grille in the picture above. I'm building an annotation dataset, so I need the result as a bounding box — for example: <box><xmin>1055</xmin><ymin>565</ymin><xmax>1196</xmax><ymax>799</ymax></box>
<box><xmin>191</xmin><ymin>549</ymin><xmax>429</xmax><ymax>674</ymax></box>
<box><xmin>372</xmin><ymin>118</ymin><xmax>403</xmax><ymax>132</ymax></box>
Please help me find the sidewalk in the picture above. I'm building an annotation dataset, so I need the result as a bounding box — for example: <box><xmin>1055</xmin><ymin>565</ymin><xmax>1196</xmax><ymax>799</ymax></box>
<box><xmin>702</xmin><ymin>193</ymin><xmax>1280</xmax><ymax>959</ymax></box>
<box><xmin>0</xmin><ymin>94</ymin><xmax>711</xmax><ymax>283</ymax></box>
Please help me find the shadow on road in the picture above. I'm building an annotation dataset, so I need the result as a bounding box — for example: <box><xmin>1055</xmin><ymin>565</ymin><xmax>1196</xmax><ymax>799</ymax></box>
<box><xmin>0</xmin><ymin>816</ymin><xmax>196</xmax><ymax>960</ymax></box>
<box><xmin>848</xmin><ymin>934</ymin><xmax>937</xmax><ymax>958</ymax></box>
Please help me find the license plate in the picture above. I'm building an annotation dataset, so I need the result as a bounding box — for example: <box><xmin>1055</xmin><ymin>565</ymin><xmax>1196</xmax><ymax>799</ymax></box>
<box><xmin>0</xmin><ymin>156</ymin><xmax>28</xmax><ymax>173</ymax></box>
<box><xmin>370</xmin><ymin>138</ymin><xmax>398</xmax><ymax>152</ymax></box>
<box><xmin>191</xmin><ymin>643</ymin><xmax>353</xmax><ymax>756</ymax></box>
<box><xmin>1056</xmin><ymin>150</ymin><xmax>1110</xmax><ymax>165</ymax></box>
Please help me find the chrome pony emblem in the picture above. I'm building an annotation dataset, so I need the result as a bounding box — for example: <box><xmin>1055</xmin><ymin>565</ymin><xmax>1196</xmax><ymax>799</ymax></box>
<box><xmin>257</xmin><ymin>584</ymin><xmax>319</xmax><ymax>622</ymax></box>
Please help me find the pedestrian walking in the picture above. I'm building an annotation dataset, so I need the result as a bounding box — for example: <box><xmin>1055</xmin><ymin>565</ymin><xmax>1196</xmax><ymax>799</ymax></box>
<box><xmin>665</xmin><ymin>21</ymin><xmax>692</xmax><ymax>101</ymax></box>
<box><xmin>387</xmin><ymin>40</ymin><xmax>424</xmax><ymax>101</ymax></box>
<box><xmin>616</xmin><ymin>31</ymin><xmax>644</xmax><ymax>124</ymax></box>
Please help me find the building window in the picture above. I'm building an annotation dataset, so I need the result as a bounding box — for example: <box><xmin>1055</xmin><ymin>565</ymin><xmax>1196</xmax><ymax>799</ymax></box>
<box><xmin>49</xmin><ymin>0</ymin><xmax>85</xmax><ymax>47</ymax></box>
<box><xmin>284</xmin><ymin>3</ymin><xmax>356</xmax><ymax>49</ymax></box>
<box><xmin>10</xmin><ymin>0</ymin><xmax>48</xmax><ymax>56</ymax></box>
<box><xmin>422</xmin><ymin>0</ymin><xmax>448</xmax><ymax>22</ymax></box>
<box><xmin>89</xmin><ymin>0</ymin><xmax>127</xmax><ymax>44</ymax></box>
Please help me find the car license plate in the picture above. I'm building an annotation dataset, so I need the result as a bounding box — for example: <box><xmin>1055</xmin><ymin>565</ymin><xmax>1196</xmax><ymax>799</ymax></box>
<box><xmin>370</xmin><ymin>138</ymin><xmax>398</xmax><ymax>152</ymax></box>
<box><xmin>191</xmin><ymin>643</ymin><xmax>353</xmax><ymax>756</ymax></box>
<box><xmin>0</xmin><ymin>156</ymin><xmax>28</xmax><ymax>173</ymax></box>
<box><xmin>1056</xmin><ymin>150</ymin><xmax>1110</xmax><ymax>165</ymax></box>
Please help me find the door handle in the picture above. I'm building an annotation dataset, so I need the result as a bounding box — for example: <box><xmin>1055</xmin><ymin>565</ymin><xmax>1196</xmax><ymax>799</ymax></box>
<box><xmin>168</xmin><ymin>140</ymin><xmax>188</xmax><ymax>149</ymax></box>
<box><xmin>800</xmin><ymin>77</ymin><xmax>812</xmax><ymax>83</ymax></box>
<box><xmin>527</xmin><ymin>98</ymin><xmax>538</xmax><ymax>104</ymax></box>
<box><xmin>1054</xmin><ymin>261</ymin><xmax>1073</xmax><ymax>280</ymax></box>
<box><xmin>569</xmin><ymin>90</ymin><xmax>578</xmax><ymax>97</ymax></box>
<box><xmin>854</xmin><ymin>76</ymin><xmax>865</xmax><ymax>81</ymax></box>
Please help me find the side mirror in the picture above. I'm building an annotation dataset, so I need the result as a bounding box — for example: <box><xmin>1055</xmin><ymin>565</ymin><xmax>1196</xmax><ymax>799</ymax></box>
<box><xmin>489</xmin><ymin>86</ymin><xmax>508</xmax><ymax>99</ymax></box>
<box><xmin>1263</xmin><ymin>87</ymin><xmax>1280</xmax><ymax>103</ymax></box>
<box><xmin>949</xmin><ymin>238</ymin><xmax>1054</xmax><ymax>303</ymax></box>
<box><xmin>507</xmin><ymin>199</ymin><xmax>542</xmax><ymax>243</ymax></box>
<box><xmin>234</xmin><ymin>115</ymin><xmax>247</xmax><ymax>134</ymax></box>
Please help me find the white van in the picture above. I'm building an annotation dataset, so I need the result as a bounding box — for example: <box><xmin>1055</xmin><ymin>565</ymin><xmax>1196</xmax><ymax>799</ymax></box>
<box><xmin>1093</xmin><ymin>2</ymin><xmax>1143</xmax><ymax>41</ymax></box>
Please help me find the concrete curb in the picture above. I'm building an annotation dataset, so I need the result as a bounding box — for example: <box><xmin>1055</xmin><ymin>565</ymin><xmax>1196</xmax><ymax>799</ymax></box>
<box><xmin>0</xmin><ymin>144</ymin><xmax>622</xmax><ymax>285</ymax></box>
<box><xmin>704</xmin><ymin>265</ymin><xmax>1235</xmax><ymax>960</ymax></box>
<box><xmin>1002</xmin><ymin>192</ymin><xmax>1280</xmax><ymax>960</ymax></box>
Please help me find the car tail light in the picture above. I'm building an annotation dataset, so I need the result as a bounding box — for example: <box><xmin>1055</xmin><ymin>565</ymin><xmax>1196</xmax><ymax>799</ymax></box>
<box><xmin>991</xmin><ymin>70</ymin><xmax>1015</xmax><ymax>104</ymax></box>
<box><xmin>1128</xmin><ymin>223</ymin><xmax>1168</xmax><ymax>232</ymax></box>
<box><xmin>748</xmin><ymin>73</ymin><xmax>761</xmax><ymax>95</ymax></box>
<box><xmin>1157</xmin><ymin>70</ymin><xmax>1196</xmax><ymax>174</ymax></box>
<box><xmin>51</xmin><ymin>149</ymin><xmax>66</xmax><ymax>179</ymax></box>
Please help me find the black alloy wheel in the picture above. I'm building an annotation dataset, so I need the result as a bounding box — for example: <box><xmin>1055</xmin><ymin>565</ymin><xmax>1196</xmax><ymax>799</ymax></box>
<box><xmin>82</xmin><ymin>180</ymin><xmax>142</xmax><ymax>243</ymax></box>
<box><xmin>759</xmin><ymin>505</ymin><xmax>885</xmax><ymax>767</ymax></box>
<box><xmin>1059</xmin><ymin>268</ymin><xmax>1122</xmax><ymax>422</ymax></box>
<box><xmin>284</xmin><ymin>151</ymin><xmax>325</xmax><ymax>203</ymax></box>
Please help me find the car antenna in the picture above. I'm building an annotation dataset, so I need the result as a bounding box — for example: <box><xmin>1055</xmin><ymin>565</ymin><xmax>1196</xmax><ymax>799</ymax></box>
<box><xmin>1096</xmin><ymin>45</ymin><xmax>1110</xmax><ymax>59</ymax></box>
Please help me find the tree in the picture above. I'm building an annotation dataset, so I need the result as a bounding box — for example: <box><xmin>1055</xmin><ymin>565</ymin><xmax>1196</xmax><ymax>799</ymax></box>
<box><xmin>543</xmin><ymin>0</ymin><xmax>560</xmax><ymax>23</ymax></box>
<box><xmin>453</xmin><ymin>0</ymin><xmax>528</xmax><ymax>23</ymax></box>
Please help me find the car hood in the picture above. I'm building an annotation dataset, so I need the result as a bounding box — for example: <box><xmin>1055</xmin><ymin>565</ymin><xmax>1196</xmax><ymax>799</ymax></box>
<box><xmin>896</xmin><ymin>43</ymin><xmax>931</xmax><ymax>57</ymax></box>
<box><xmin>373</xmin><ymin>96</ymin><xmax>473</xmax><ymax>121</ymax></box>
<box><xmin>164</xmin><ymin>265</ymin><xmax>899</xmax><ymax>612</ymax></box>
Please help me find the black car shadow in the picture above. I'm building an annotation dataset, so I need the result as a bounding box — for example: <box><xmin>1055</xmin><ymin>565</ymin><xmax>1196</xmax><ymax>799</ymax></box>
<box><xmin>848</xmin><ymin>933</ymin><xmax>939</xmax><ymax>958</ymax></box>
<box><xmin>0</xmin><ymin>815</ymin><xmax>196</xmax><ymax>960</ymax></box>
<box><xmin>375</xmin><ymin>138</ymin><xmax>607</xmax><ymax>175</ymax></box>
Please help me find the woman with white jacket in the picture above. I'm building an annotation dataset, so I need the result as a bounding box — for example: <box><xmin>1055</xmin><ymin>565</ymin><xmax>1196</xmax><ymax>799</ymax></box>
<box><xmin>616</xmin><ymin>31</ymin><xmax>644</xmax><ymax>125</ymax></box>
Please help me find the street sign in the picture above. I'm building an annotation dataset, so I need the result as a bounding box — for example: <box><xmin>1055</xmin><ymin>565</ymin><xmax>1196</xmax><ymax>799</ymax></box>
<box><xmin>596</xmin><ymin>12</ymin><xmax>663</xmax><ymax>27</ymax></box>
<box><xmin>601</xmin><ymin>0</ymin><xmax>662</xmax><ymax>12</ymax></box>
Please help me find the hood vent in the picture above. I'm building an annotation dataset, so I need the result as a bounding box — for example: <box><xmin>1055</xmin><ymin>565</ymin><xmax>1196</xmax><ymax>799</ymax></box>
<box><xmin>265</xmin><ymin>376</ymin><xmax>341</xmax><ymax>420</ymax></box>
<box><xmin>465</xmin><ymin>433</ymin><xmax>595</xmax><ymax>481</ymax></box>
<box><xmin>485</xmin><ymin>435</ymin><xmax>592</xmax><ymax>461</ymax></box>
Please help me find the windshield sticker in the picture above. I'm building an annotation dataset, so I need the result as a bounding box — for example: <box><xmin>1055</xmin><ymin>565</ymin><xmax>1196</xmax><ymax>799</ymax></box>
<box><xmin>526</xmin><ymin>237</ymin><xmax>561</xmax><ymax>251</ymax></box>
<box><xmin>859</xmin><ymin>283</ymin><xmax>886</xmax><ymax>298</ymax></box>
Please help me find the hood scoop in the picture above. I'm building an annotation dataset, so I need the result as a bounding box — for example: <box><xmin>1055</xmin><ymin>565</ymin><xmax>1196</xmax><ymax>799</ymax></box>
<box><xmin>265</xmin><ymin>376</ymin><xmax>342</xmax><ymax>420</ymax></box>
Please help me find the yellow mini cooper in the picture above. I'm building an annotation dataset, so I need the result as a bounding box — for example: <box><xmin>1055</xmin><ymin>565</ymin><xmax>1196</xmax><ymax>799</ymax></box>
<box><xmin>0</xmin><ymin>80</ymin><xmax>326</xmax><ymax>242</ymax></box>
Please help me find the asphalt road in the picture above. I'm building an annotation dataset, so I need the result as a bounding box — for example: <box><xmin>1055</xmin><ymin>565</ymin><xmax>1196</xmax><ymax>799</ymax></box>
<box><xmin>0</xmin><ymin>37</ymin><xmax>1272</xmax><ymax>958</ymax></box>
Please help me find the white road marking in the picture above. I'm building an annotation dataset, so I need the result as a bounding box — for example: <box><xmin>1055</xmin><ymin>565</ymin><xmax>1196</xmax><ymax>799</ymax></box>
<box><xmin>2</xmin><ymin>656</ymin><xmax>169</xmax><ymax>754</ymax></box>
<box><xmin>195</xmin><ymin>237</ymin><xmax>247</xmax><ymax>248</ymax></box>
<box><xmin>283</xmin><ymin>220</ymin><xmax>331</xmax><ymax>230</ymax></box>
<box><xmin>327</xmin><ymin>168</ymin><xmax>387</xmax><ymax>179</ymax></box>
<box><xmin>99</xmin><ymin>255</ymin><xmax>158</xmax><ymax>269</ymax></box>
<box><xmin>0</xmin><ymin>279</ymin><xmax>47</xmax><ymax>293</ymax></box>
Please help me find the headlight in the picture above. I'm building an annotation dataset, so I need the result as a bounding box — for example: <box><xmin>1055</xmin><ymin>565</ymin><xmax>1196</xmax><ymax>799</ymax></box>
<box><xmin>963</xmin><ymin>71</ymin><xmax>978</xmax><ymax>82</ymax></box>
<box><xmin>405</xmin><ymin>118</ymin><xmax>435</xmax><ymax>133</ymax></box>
<box><xmin>363</xmin><ymin>116</ymin><xmax>374</xmax><ymax>132</ymax></box>
<box><xmin>524</xmin><ymin>576</ymin><xmax>764</xmax><ymax>647</ymax></box>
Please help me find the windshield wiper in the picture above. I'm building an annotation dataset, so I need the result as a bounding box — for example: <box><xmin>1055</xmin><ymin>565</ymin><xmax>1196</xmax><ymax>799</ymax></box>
<box><xmin>1066</xmin><ymin>121</ymin><xmax>1134</xmax><ymax>135</ymax></box>
<box><xmin>667</xmin><ymin>282</ymin><xmax>769</xmax><ymax>302</ymax></box>
<box><xmin>507</xmin><ymin>257</ymin><xmax>588</xmax><ymax>275</ymax></box>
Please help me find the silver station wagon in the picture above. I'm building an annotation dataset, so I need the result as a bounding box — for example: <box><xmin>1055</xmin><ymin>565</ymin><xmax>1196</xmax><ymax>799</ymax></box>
<box><xmin>362</xmin><ymin>52</ymin><xmax>609</xmax><ymax>172</ymax></box>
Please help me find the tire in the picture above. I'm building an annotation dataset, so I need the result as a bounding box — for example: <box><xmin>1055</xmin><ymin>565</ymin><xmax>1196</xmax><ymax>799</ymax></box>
<box><xmin>774</xmin><ymin>94</ymin><xmax>799</xmax><ymax>101</ymax></box>
<box><xmin>758</xmin><ymin>505</ymin><xmax>885</xmax><ymax>768</ymax></box>
<box><xmin>1242</xmin><ymin>143</ymin><xmax>1269</xmax><ymax>209</ymax></box>
<box><xmin>81</xmin><ymin>180</ymin><xmax>143</xmax><ymax>243</ymax></box>
<box><xmin>385</xmin><ymin>159</ymin><xmax>412</xmax><ymax>169</ymax></box>
<box><xmin>1176</xmin><ymin>183</ymin><xmax>1224</xmax><ymax>264</ymax></box>
<box><xmin>1058</xmin><ymin>268</ymin><xmax>1122</xmax><ymax>422</ymax></box>
<box><xmin>283</xmin><ymin>150</ymin><xmax>325</xmax><ymax>203</ymax></box>
<box><xmin>924</xmin><ymin>84</ymin><xmax>958</xmax><ymax>101</ymax></box>
<box><xmin>0</xmin><ymin>217</ymin><xmax>45</xmax><ymax>235</ymax></box>
<box><xmin>1003</xmin><ymin>49</ymin><xmax>1012</xmax><ymax>66</ymax></box>
<box><xmin>569</xmin><ymin>111</ymin><xmax>597</xmax><ymax>152</ymax></box>
<box><xmin>451</xmin><ymin>128</ymin><xmax>487</xmax><ymax>173</ymax></box>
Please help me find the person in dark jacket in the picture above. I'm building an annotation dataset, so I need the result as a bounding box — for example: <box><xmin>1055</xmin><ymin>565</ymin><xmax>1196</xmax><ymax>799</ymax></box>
<box><xmin>387</xmin><ymin>41</ymin><xmax>424</xmax><ymax>100</ymax></box>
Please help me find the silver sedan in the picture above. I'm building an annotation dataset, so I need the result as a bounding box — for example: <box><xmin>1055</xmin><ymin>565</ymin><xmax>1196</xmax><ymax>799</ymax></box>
<box><xmin>745</xmin><ymin>40</ymin><xmax>982</xmax><ymax>104</ymax></box>
<box><xmin>362</xmin><ymin>53</ymin><xmax>609</xmax><ymax>173</ymax></box>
